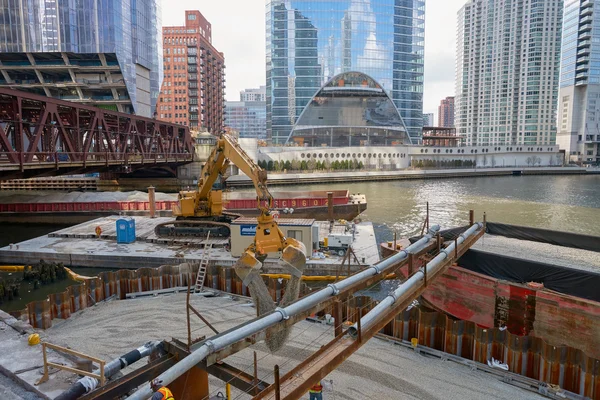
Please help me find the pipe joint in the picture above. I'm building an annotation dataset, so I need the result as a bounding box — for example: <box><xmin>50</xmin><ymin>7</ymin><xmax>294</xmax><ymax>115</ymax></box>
<box><xmin>275</xmin><ymin>307</ymin><xmax>290</xmax><ymax>320</ymax></box>
<box><xmin>389</xmin><ymin>292</ymin><xmax>399</xmax><ymax>304</ymax></box>
<box><xmin>204</xmin><ymin>340</ymin><xmax>216</xmax><ymax>353</ymax></box>
<box><xmin>327</xmin><ymin>283</ymin><xmax>340</xmax><ymax>296</ymax></box>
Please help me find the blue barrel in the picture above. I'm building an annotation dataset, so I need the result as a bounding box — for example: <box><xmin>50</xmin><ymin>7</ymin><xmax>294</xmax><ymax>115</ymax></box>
<box><xmin>116</xmin><ymin>217</ymin><xmax>136</xmax><ymax>244</ymax></box>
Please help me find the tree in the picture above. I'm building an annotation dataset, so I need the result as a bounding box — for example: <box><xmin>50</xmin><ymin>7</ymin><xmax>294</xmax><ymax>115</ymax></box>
<box><xmin>267</xmin><ymin>160</ymin><xmax>274</xmax><ymax>171</ymax></box>
<box><xmin>307</xmin><ymin>158</ymin><xmax>316</xmax><ymax>170</ymax></box>
<box><xmin>526</xmin><ymin>156</ymin><xmax>533</xmax><ymax>167</ymax></box>
<box><xmin>358</xmin><ymin>161</ymin><xmax>364</xmax><ymax>169</ymax></box>
<box><xmin>284</xmin><ymin>160</ymin><xmax>292</xmax><ymax>171</ymax></box>
<box><xmin>273</xmin><ymin>160</ymin><xmax>280</xmax><ymax>172</ymax></box>
<box><xmin>290</xmin><ymin>159</ymin><xmax>300</xmax><ymax>171</ymax></box>
<box><xmin>300</xmin><ymin>160</ymin><xmax>308</xmax><ymax>170</ymax></box>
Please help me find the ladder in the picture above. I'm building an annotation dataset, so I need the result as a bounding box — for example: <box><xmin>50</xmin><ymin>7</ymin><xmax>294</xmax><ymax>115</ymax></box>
<box><xmin>194</xmin><ymin>232</ymin><xmax>212</xmax><ymax>294</ymax></box>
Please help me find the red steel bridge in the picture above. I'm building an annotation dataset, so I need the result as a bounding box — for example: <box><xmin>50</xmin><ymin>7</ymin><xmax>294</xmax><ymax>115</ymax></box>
<box><xmin>0</xmin><ymin>88</ymin><xmax>194</xmax><ymax>180</ymax></box>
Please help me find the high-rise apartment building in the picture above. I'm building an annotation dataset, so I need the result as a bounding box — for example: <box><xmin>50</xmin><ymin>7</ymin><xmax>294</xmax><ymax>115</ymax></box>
<box><xmin>456</xmin><ymin>0</ymin><xmax>563</xmax><ymax>146</ymax></box>
<box><xmin>557</xmin><ymin>0</ymin><xmax>600</xmax><ymax>165</ymax></box>
<box><xmin>423</xmin><ymin>113</ymin><xmax>434</xmax><ymax>127</ymax></box>
<box><xmin>0</xmin><ymin>0</ymin><xmax>162</xmax><ymax>116</ymax></box>
<box><xmin>158</xmin><ymin>11</ymin><xmax>225</xmax><ymax>134</ymax></box>
<box><xmin>241</xmin><ymin>86</ymin><xmax>266</xmax><ymax>102</ymax></box>
<box><xmin>225</xmin><ymin>86</ymin><xmax>267</xmax><ymax>139</ymax></box>
<box><xmin>438</xmin><ymin>96</ymin><xmax>455</xmax><ymax>128</ymax></box>
<box><xmin>266</xmin><ymin>0</ymin><xmax>425</xmax><ymax>145</ymax></box>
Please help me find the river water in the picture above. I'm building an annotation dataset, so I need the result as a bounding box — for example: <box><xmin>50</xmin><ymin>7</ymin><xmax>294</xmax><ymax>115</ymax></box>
<box><xmin>267</xmin><ymin>174</ymin><xmax>600</xmax><ymax>241</ymax></box>
<box><xmin>0</xmin><ymin>174</ymin><xmax>599</xmax><ymax>311</ymax></box>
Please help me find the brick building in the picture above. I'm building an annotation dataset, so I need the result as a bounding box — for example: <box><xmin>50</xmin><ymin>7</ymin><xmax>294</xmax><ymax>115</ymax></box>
<box><xmin>158</xmin><ymin>10</ymin><xmax>225</xmax><ymax>134</ymax></box>
<box><xmin>438</xmin><ymin>96</ymin><xmax>455</xmax><ymax>128</ymax></box>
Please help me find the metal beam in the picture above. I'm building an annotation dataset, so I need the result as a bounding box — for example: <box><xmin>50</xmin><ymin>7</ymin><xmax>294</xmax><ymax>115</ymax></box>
<box><xmin>79</xmin><ymin>355</ymin><xmax>176</xmax><ymax>400</ymax></box>
<box><xmin>164</xmin><ymin>339</ymin><xmax>269</xmax><ymax>395</ymax></box>
<box><xmin>203</xmin><ymin>241</ymin><xmax>439</xmax><ymax>366</ymax></box>
<box><xmin>253</xmin><ymin>227</ymin><xmax>485</xmax><ymax>400</ymax></box>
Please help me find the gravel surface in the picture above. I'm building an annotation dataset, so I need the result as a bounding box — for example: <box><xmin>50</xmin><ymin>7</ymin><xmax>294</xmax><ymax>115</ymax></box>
<box><xmin>0</xmin><ymin>371</ymin><xmax>43</xmax><ymax>400</ymax></box>
<box><xmin>0</xmin><ymin>190</ymin><xmax>177</xmax><ymax>203</ymax></box>
<box><xmin>473</xmin><ymin>234</ymin><xmax>600</xmax><ymax>273</ymax></box>
<box><xmin>46</xmin><ymin>293</ymin><xmax>545</xmax><ymax>399</ymax></box>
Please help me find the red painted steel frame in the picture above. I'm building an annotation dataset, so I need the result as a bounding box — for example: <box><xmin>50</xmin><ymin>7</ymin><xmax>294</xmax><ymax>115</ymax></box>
<box><xmin>0</xmin><ymin>88</ymin><xmax>193</xmax><ymax>178</ymax></box>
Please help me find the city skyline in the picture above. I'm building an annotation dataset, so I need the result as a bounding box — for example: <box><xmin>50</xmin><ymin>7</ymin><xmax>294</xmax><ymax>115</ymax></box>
<box><xmin>161</xmin><ymin>0</ymin><xmax>466</xmax><ymax>118</ymax></box>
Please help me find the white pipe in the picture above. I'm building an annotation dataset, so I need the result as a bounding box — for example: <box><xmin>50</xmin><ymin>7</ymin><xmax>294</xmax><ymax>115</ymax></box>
<box><xmin>126</xmin><ymin>226</ymin><xmax>441</xmax><ymax>400</ymax></box>
<box><xmin>348</xmin><ymin>223</ymin><xmax>482</xmax><ymax>335</ymax></box>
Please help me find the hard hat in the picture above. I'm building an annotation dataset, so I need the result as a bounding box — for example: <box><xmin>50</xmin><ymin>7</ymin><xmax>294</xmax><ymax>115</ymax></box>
<box><xmin>28</xmin><ymin>333</ymin><xmax>40</xmax><ymax>346</ymax></box>
<box><xmin>151</xmin><ymin>378</ymin><xmax>163</xmax><ymax>390</ymax></box>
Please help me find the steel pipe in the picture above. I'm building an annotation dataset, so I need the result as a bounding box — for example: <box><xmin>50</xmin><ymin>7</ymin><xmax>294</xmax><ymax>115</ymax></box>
<box><xmin>56</xmin><ymin>341</ymin><xmax>163</xmax><ymax>400</ymax></box>
<box><xmin>348</xmin><ymin>223</ymin><xmax>482</xmax><ymax>336</ymax></box>
<box><xmin>126</xmin><ymin>226</ymin><xmax>441</xmax><ymax>400</ymax></box>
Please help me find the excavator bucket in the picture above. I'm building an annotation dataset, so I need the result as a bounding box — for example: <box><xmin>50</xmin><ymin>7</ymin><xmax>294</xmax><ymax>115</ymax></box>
<box><xmin>280</xmin><ymin>239</ymin><xmax>307</xmax><ymax>278</ymax></box>
<box><xmin>233</xmin><ymin>250</ymin><xmax>263</xmax><ymax>283</ymax></box>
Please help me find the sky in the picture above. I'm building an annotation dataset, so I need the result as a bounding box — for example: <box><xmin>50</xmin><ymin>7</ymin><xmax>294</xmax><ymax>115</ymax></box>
<box><xmin>161</xmin><ymin>0</ymin><xmax>467</xmax><ymax>121</ymax></box>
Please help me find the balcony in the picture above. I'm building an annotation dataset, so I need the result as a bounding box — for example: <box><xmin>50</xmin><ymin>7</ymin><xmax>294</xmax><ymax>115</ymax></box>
<box><xmin>578</xmin><ymin>48</ymin><xmax>591</xmax><ymax>56</ymax></box>
<box><xmin>578</xmin><ymin>40</ymin><xmax>591</xmax><ymax>48</ymax></box>
<box><xmin>577</xmin><ymin>56</ymin><xmax>590</xmax><ymax>64</ymax></box>
<box><xmin>581</xmin><ymin>5</ymin><xmax>593</xmax><ymax>16</ymax></box>
<box><xmin>579</xmin><ymin>21</ymin><xmax>593</xmax><ymax>33</ymax></box>
<box><xmin>581</xmin><ymin>0</ymin><xmax>593</xmax><ymax>8</ymax></box>
<box><xmin>580</xmin><ymin>15</ymin><xmax>593</xmax><ymax>25</ymax></box>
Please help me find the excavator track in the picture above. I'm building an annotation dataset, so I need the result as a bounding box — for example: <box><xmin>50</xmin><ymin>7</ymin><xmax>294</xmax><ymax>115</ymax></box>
<box><xmin>154</xmin><ymin>211</ymin><xmax>243</xmax><ymax>238</ymax></box>
<box><xmin>154</xmin><ymin>220</ymin><xmax>230</xmax><ymax>238</ymax></box>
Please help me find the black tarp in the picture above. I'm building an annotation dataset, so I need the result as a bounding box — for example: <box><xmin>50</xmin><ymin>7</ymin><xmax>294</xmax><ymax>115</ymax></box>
<box><xmin>458</xmin><ymin>249</ymin><xmax>600</xmax><ymax>302</ymax></box>
<box><xmin>410</xmin><ymin>223</ymin><xmax>600</xmax><ymax>253</ymax></box>
<box><xmin>486</xmin><ymin>223</ymin><xmax>600</xmax><ymax>252</ymax></box>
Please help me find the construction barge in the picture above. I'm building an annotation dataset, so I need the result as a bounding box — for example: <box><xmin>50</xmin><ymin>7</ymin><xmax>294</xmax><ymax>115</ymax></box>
<box><xmin>381</xmin><ymin>223</ymin><xmax>600</xmax><ymax>362</ymax></box>
<box><xmin>0</xmin><ymin>189</ymin><xmax>367</xmax><ymax>224</ymax></box>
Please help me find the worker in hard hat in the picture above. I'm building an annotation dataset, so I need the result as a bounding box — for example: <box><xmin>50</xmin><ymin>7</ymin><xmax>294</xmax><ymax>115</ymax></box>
<box><xmin>308</xmin><ymin>379</ymin><xmax>332</xmax><ymax>399</ymax></box>
<box><xmin>150</xmin><ymin>379</ymin><xmax>174</xmax><ymax>400</ymax></box>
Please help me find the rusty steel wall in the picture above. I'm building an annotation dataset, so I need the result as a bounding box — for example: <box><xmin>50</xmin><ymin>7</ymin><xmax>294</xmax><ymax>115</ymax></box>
<box><xmin>22</xmin><ymin>264</ymin><xmax>265</xmax><ymax>329</ymax></box>
<box><xmin>381</xmin><ymin>308</ymin><xmax>600</xmax><ymax>399</ymax></box>
<box><xmin>18</xmin><ymin>266</ymin><xmax>600</xmax><ymax>399</ymax></box>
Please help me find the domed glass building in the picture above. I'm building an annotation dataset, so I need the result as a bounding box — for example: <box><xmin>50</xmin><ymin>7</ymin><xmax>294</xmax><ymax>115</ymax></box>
<box><xmin>289</xmin><ymin>72</ymin><xmax>411</xmax><ymax>146</ymax></box>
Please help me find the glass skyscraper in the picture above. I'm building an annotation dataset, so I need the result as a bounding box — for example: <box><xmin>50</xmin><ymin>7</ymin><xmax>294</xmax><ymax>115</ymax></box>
<box><xmin>557</xmin><ymin>0</ymin><xmax>600</xmax><ymax>165</ymax></box>
<box><xmin>0</xmin><ymin>0</ymin><xmax>162</xmax><ymax>117</ymax></box>
<box><xmin>266</xmin><ymin>0</ymin><xmax>425</xmax><ymax>145</ymax></box>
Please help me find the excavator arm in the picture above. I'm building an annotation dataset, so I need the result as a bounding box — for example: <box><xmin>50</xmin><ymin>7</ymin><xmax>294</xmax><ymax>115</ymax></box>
<box><xmin>176</xmin><ymin>134</ymin><xmax>272</xmax><ymax>218</ymax></box>
<box><xmin>166</xmin><ymin>133</ymin><xmax>307</xmax><ymax>351</ymax></box>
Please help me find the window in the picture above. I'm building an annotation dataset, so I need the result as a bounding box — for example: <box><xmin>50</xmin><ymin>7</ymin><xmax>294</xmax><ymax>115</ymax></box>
<box><xmin>188</xmin><ymin>14</ymin><xmax>196</xmax><ymax>20</ymax></box>
<box><xmin>287</xmin><ymin>230</ymin><xmax>303</xmax><ymax>241</ymax></box>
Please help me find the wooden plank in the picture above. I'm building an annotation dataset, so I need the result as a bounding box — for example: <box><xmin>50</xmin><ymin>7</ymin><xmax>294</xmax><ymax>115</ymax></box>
<box><xmin>45</xmin><ymin>342</ymin><xmax>106</xmax><ymax>364</ymax></box>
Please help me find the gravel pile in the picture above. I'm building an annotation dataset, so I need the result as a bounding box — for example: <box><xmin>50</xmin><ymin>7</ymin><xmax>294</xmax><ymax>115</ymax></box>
<box><xmin>46</xmin><ymin>293</ymin><xmax>544</xmax><ymax>399</ymax></box>
<box><xmin>473</xmin><ymin>234</ymin><xmax>600</xmax><ymax>273</ymax></box>
<box><xmin>0</xmin><ymin>191</ymin><xmax>177</xmax><ymax>204</ymax></box>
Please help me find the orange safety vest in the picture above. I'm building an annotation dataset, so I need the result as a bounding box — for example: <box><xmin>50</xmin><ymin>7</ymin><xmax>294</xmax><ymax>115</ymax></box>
<box><xmin>309</xmin><ymin>383</ymin><xmax>323</xmax><ymax>393</ymax></box>
<box><xmin>157</xmin><ymin>387</ymin><xmax>174</xmax><ymax>400</ymax></box>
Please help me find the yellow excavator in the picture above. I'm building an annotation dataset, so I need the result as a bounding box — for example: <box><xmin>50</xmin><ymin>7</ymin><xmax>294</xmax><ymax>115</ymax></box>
<box><xmin>155</xmin><ymin>134</ymin><xmax>306</xmax><ymax>286</ymax></box>
<box><xmin>155</xmin><ymin>133</ymin><xmax>267</xmax><ymax>238</ymax></box>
